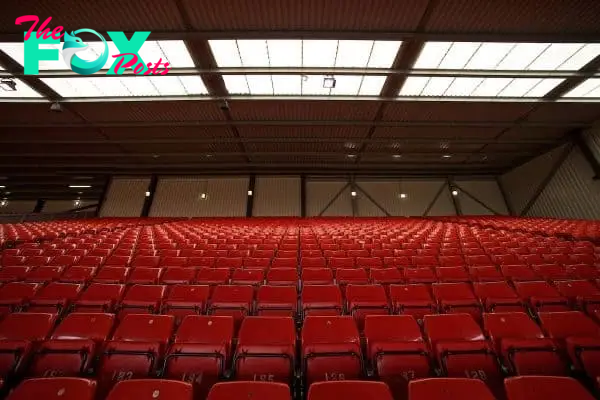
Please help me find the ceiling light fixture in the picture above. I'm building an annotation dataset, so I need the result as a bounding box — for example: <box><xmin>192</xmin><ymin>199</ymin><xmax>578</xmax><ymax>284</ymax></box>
<box><xmin>323</xmin><ymin>75</ymin><xmax>336</xmax><ymax>89</ymax></box>
<box><xmin>351</xmin><ymin>191</ymin><xmax>357</xmax><ymax>197</ymax></box>
<box><xmin>347</xmin><ymin>154</ymin><xmax>357</xmax><ymax>159</ymax></box>
<box><xmin>442</xmin><ymin>154</ymin><xmax>452</xmax><ymax>159</ymax></box>
<box><xmin>74</xmin><ymin>199</ymin><xmax>81</xmax><ymax>207</ymax></box>
<box><xmin>452</xmin><ymin>189</ymin><xmax>459</xmax><ymax>196</ymax></box>
<box><xmin>50</xmin><ymin>102</ymin><xmax>62</xmax><ymax>112</ymax></box>
<box><xmin>0</xmin><ymin>199</ymin><xmax>7</xmax><ymax>207</ymax></box>
<box><xmin>68</xmin><ymin>185</ymin><xmax>91</xmax><ymax>188</ymax></box>
<box><xmin>0</xmin><ymin>186</ymin><xmax>5</xmax><ymax>189</ymax></box>
<box><xmin>399</xmin><ymin>193</ymin><xmax>407</xmax><ymax>199</ymax></box>
<box><xmin>145</xmin><ymin>191</ymin><xmax>151</xmax><ymax>197</ymax></box>
<box><xmin>0</xmin><ymin>78</ymin><xmax>16</xmax><ymax>91</ymax></box>
<box><xmin>247</xmin><ymin>190</ymin><xmax>253</xmax><ymax>196</ymax></box>
<box><xmin>393</xmin><ymin>154</ymin><xmax>402</xmax><ymax>159</ymax></box>
<box><xmin>200</xmin><ymin>193</ymin><xmax>207</xmax><ymax>200</ymax></box>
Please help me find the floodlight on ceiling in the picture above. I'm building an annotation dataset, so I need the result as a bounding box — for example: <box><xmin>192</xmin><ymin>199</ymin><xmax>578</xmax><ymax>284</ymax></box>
<box><xmin>399</xmin><ymin>193</ymin><xmax>407</xmax><ymax>199</ymax></box>
<box><xmin>0</xmin><ymin>199</ymin><xmax>7</xmax><ymax>207</ymax></box>
<box><xmin>74</xmin><ymin>199</ymin><xmax>81</xmax><ymax>207</ymax></box>
<box><xmin>452</xmin><ymin>189</ymin><xmax>459</xmax><ymax>196</ymax></box>
<box><xmin>145</xmin><ymin>191</ymin><xmax>151</xmax><ymax>197</ymax></box>
<box><xmin>69</xmin><ymin>185</ymin><xmax>91</xmax><ymax>188</ymax></box>
<box><xmin>393</xmin><ymin>154</ymin><xmax>402</xmax><ymax>159</ymax></box>
<box><xmin>323</xmin><ymin>75</ymin><xmax>336</xmax><ymax>89</ymax></box>
<box><xmin>248</xmin><ymin>190</ymin><xmax>253</xmax><ymax>196</ymax></box>
<box><xmin>351</xmin><ymin>191</ymin><xmax>357</xmax><ymax>197</ymax></box>
<box><xmin>200</xmin><ymin>193</ymin><xmax>207</xmax><ymax>200</ymax></box>
<box><xmin>0</xmin><ymin>185</ymin><xmax>5</xmax><ymax>189</ymax></box>
<box><xmin>442</xmin><ymin>154</ymin><xmax>452</xmax><ymax>159</ymax></box>
<box><xmin>347</xmin><ymin>154</ymin><xmax>357</xmax><ymax>159</ymax></box>
<box><xmin>0</xmin><ymin>78</ymin><xmax>16</xmax><ymax>91</ymax></box>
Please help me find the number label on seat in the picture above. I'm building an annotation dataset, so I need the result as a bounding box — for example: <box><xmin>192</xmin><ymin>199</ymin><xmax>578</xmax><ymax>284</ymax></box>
<box><xmin>182</xmin><ymin>372</ymin><xmax>204</xmax><ymax>384</ymax></box>
<box><xmin>325</xmin><ymin>372</ymin><xmax>345</xmax><ymax>381</ymax></box>
<box><xmin>464</xmin><ymin>370</ymin><xmax>487</xmax><ymax>380</ymax></box>
<box><xmin>253</xmin><ymin>374</ymin><xmax>275</xmax><ymax>382</ymax></box>
<box><xmin>112</xmin><ymin>370</ymin><xmax>134</xmax><ymax>381</ymax></box>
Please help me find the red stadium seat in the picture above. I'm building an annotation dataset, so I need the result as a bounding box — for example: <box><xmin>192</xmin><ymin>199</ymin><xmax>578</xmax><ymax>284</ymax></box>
<box><xmin>336</xmin><ymin>268</ymin><xmax>369</xmax><ymax>287</ymax></box>
<box><xmin>73</xmin><ymin>283</ymin><xmax>125</xmax><ymax>313</ymax></box>
<box><xmin>162</xmin><ymin>285</ymin><xmax>210</xmax><ymax>322</ymax></box>
<box><xmin>439</xmin><ymin>255</ymin><xmax>465</xmax><ymax>267</ymax></box>
<box><xmin>356</xmin><ymin>257</ymin><xmax>383</xmax><ymax>269</ymax></box>
<box><xmin>504</xmin><ymin>376</ymin><xmax>595</xmax><ymax>400</ymax></box>
<box><xmin>409</xmin><ymin>378</ymin><xmax>495</xmax><ymax>400</ymax></box>
<box><xmin>160</xmin><ymin>267</ymin><xmax>197</xmax><ymax>284</ymax></box>
<box><xmin>231</xmin><ymin>269</ymin><xmax>264</xmax><ymax>286</ymax></box>
<box><xmin>25</xmin><ymin>266</ymin><xmax>65</xmax><ymax>283</ymax></box>
<box><xmin>93</xmin><ymin>267</ymin><xmax>129</xmax><ymax>284</ymax></box>
<box><xmin>514</xmin><ymin>281</ymin><xmax>570</xmax><ymax>313</ymax></box>
<box><xmin>501</xmin><ymin>265</ymin><xmax>539</xmax><ymax>281</ymax></box>
<box><xmin>234</xmin><ymin>317</ymin><xmax>296</xmax><ymax>384</ymax></box>
<box><xmin>6</xmin><ymin>377</ymin><xmax>97</xmax><ymax>400</ymax></box>
<box><xmin>0</xmin><ymin>313</ymin><xmax>57</xmax><ymax>377</ymax></box>
<box><xmin>469</xmin><ymin>266</ymin><xmax>503</xmax><ymax>282</ymax></box>
<box><xmin>207</xmin><ymin>382</ymin><xmax>290</xmax><ymax>400</ymax></box>
<box><xmin>473</xmin><ymin>281</ymin><xmax>525</xmax><ymax>313</ymax></box>
<box><xmin>370</xmin><ymin>268</ymin><xmax>403</xmax><ymax>286</ymax></box>
<box><xmin>244</xmin><ymin>258</ymin><xmax>271</xmax><ymax>270</ymax></box>
<box><xmin>267</xmin><ymin>268</ymin><xmax>297</xmax><ymax>286</ymax></box>
<box><xmin>271</xmin><ymin>258</ymin><xmax>297</xmax><ymax>269</ymax></box>
<box><xmin>127</xmin><ymin>267</ymin><xmax>163</xmax><ymax>284</ymax></box>
<box><xmin>60</xmin><ymin>266</ymin><xmax>96</xmax><ymax>283</ymax></box>
<box><xmin>209</xmin><ymin>285</ymin><xmax>254</xmax><ymax>325</ymax></box>
<box><xmin>118</xmin><ymin>284</ymin><xmax>166</xmax><ymax>316</ymax></box>
<box><xmin>404</xmin><ymin>268</ymin><xmax>436</xmax><ymax>284</ymax></box>
<box><xmin>27</xmin><ymin>282</ymin><xmax>83</xmax><ymax>313</ymax></box>
<box><xmin>364</xmin><ymin>315</ymin><xmax>430</xmax><ymax>398</ymax></box>
<box><xmin>555</xmin><ymin>280</ymin><xmax>600</xmax><ymax>313</ymax></box>
<box><xmin>302</xmin><ymin>316</ymin><xmax>362</xmax><ymax>385</ymax></box>
<box><xmin>301</xmin><ymin>257</ymin><xmax>327</xmax><ymax>268</ymax></box>
<box><xmin>329</xmin><ymin>257</ymin><xmax>355</xmax><ymax>270</ymax></box>
<box><xmin>0</xmin><ymin>266</ymin><xmax>30</xmax><ymax>282</ymax></box>
<box><xmin>345</xmin><ymin>284</ymin><xmax>389</xmax><ymax>328</ymax></box>
<box><xmin>302</xmin><ymin>285</ymin><xmax>343</xmax><ymax>317</ymax></box>
<box><xmin>436</xmin><ymin>267</ymin><xmax>469</xmax><ymax>282</ymax></box>
<box><xmin>432</xmin><ymin>283</ymin><xmax>482</xmax><ymax>321</ymax></box>
<box><xmin>483</xmin><ymin>312</ymin><xmax>567</xmax><ymax>376</ymax></box>
<box><xmin>423</xmin><ymin>314</ymin><xmax>502</xmax><ymax>393</ymax></box>
<box><xmin>106</xmin><ymin>380</ymin><xmax>193</xmax><ymax>400</ymax></box>
<box><xmin>302</xmin><ymin>268</ymin><xmax>334</xmax><ymax>285</ymax></box>
<box><xmin>29</xmin><ymin>313</ymin><xmax>115</xmax><ymax>377</ymax></box>
<box><xmin>256</xmin><ymin>285</ymin><xmax>297</xmax><ymax>317</ymax></box>
<box><xmin>99</xmin><ymin>314</ymin><xmax>174</xmax><ymax>392</ymax></box>
<box><xmin>131</xmin><ymin>256</ymin><xmax>161</xmax><ymax>268</ymax></box>
<box><xmin>0</xmin><ymin>282</ymin><xmax>40</xmax><ymax>314</ymax></box>
<box><xmin>389</xmin><ymin>284</ymin><xmax>435</xmax><ymax>320</ymax></box>
<box><xmin>216</xmin><ymin>257</ymin><xmax>243</xmax><ymax>269</ymax></box>
<box><xmin>49</xmin><ymin>255</ymin><xmax>79</xmax><ymax>267</ymax></box>
<box><xmin>164</xmin><ymin>316</ymin><xmax>234</xmax><ymax>399</ymax></box>
<box><xmin>196</xmin><ymin>267</ymin><xmax>230</xmax><ymax>285</ymax></box>
<box><xmin>188</xmin><ymin>257</ymin><xmax>216</xmax><ymax>268</ymax></box>
<box><xmin>308</xmin><ymin>381</ymin><xmax>394</xmax><ymax>400</ymax></box>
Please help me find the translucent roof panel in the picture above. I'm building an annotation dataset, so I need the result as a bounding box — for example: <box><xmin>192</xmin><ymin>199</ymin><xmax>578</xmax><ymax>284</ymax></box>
<box><xmin>399</xmin><ymin>77</ymin><xmax>564</xmax><ymax>97</ymax></box>
<box><xmin>0</xmin><ymin>40</ymin><xmax>195</xmax><ymax>71</ymax></box>
<box><xmin>563</xmin><ymin>79</ymin><xmax>600</xmax><ymax>98</ymax></box>
<box><xmin>209</xmin><ymin>40</ymin><xmax>402</xmax><ymax>68</ymax></box>
<box><xmin>413</xmin><ymin>42</ymin><xmax>600</xmax><ymax>70</ymax></box>
<box><xmin>222</xmin><ymin>74</ymin><xmax>386</xmax><ymax>96</ymax></box>
<box><xmin>0</xmin><ymin>78</ymin><xmax>43</xmax><ymax>98</ymax></box>
<box><xmin>40</xmin><ymin>75</ymin><xmax>207</xmax><ymax>97</ymax></box>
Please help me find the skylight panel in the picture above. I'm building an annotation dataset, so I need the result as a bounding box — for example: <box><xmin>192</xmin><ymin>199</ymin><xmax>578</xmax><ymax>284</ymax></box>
<box><xmin>0</xmin><ymin>78</ymin><xmax>42</xmax><ymax>98</ymax></box>
<box><xmin>302</xmin><ymin>40</ymin><xmax>338</xmax><ymax>67</ymax></box>
<box><xmin>302</xmin><ymin>74</ymin><xmax>331</xmax><ymax>95</ymax></box>
<box><xmin>329</xmin><ymin>75</ymin><xmax>363</xmax><ymax>95</ymax></box>
<box><xmin>563</xmin><ymin>79</ymin><xmax>600</xmax><ymax>97</ymax></box>
<box><xmin>367</xmin><ymin>41</ymin><xmax>402</xmax><ymax>68</ymax></box>
<box><xmin>335</xmin><ymin>40</ymin><xmax>372</xmax><ymax>68</ymax></box>
<box><xmin>443</xmin><ymin>77</ymin><xmax>485</xmax><ymax>96</ymax></box>
<box><xmin>398</xmin><ymin>77</ymin><xmax>430</xmax><ymax>95</ymax></box>
<box><xmin>421</xmin><ymin>77</ymin><xmax>454</xmax><ymax>96</ymax></box>
<box><xmin>438</xmin><ymin>42</ymin><xmax>481</xmax><ymax>69</ymax></box>
<box><xmin>238</xmin><ymin>40</ymin><xmax>269</xmax><ymax>67</ymax></box>
<box><xmin>0</xmin><ymin>40</ymin><xmax>195</xmax><ymax>70</ymax></box>
<box><xmin>209</xmin><ymin>40</ymin><xmax>242</xmax><ymax>67</ymax></box>
<box><xmin>414</xmin><ymin>41</ymin><xmax>600</xmax><ymax>71</ymax></box>
<box><xmin>359</xmin><ymin>76</ymin><xmax>386</xmax><ymax>95</ymax></box>
<box><xmin>246</xmin><ymin>75</ymin><xmax>273</xmax><ymax>94</ymax></box>
<box><xmin>399</xmin><ymin>77</ymin><xmax>563</xmax><ymax>97</ymax></box>
<box><xmin>209</xmin><ymin>40</ymin><xmax>401</xmax><ymax>68</ymax></box>
<box><xmin>222</xmin><ymin>75</ymin><xmax>250</xmax><ymax>94</ymax></box>
<box><xmin>272</xmin><ymin>75</ymin><xmax>301</xmax><ymax>94</ymax></box>
<box><xmin>267</xmin><ymin>40</ymin><xmax>302</xmax><ymax>67</ymax></box>
<box><xmin>41</xmin><ymin>75</ymin><xmax>208</xmax><ymax>97</ymax></box>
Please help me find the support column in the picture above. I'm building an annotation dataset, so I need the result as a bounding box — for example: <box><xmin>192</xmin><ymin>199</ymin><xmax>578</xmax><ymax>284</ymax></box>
<box><xmin>300</xmin><ymin>175</ymin><xmax>307</xmax><ymax>218</ymax></box>
<box><xmin>246</xmin><ymin>175</ymin><xmax>256</xmax><ymax>217</ymax></box>
<box><xmin>33</xmin><ymin>199</ymin><xmax>45</xmax><ymax>213</ymax></box>
<box><xmin>141</xmin><ymin>175</ymin><xmax>158</xmax><ymax>217</ymax></box>
<box><xmin>96</xmin><ymin>178</ymin><xmax>112</xmax><ymax>217</ymax></box>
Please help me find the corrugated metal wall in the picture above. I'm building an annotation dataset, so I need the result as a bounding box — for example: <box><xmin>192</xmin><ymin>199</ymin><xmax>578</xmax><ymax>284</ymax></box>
<box><xmin>527</xmin><ymin>146</ymin><xmax>600</xmax><ymax>219</ymax></box>
<box><xmin>500</xmin><ymin>144</ymin><xmax>568</xmax><ymax>215</ymax></box>
<box><xmin>151</xmin><ymin>176</ymin><xmax>249</xmax><ymax>217</ymax></box>
<box><xmin>583</xmin><ymin>126</ymin><xmax>600</xmax><ymax>163</ymax></box>
<box><xmin>0</xmin><ymin>200</ymin><xmax>36</xmax><ymax>214</ymax></box>
<box><xmin>253</xmin><ymin>176</ymin><xmax>301</xmax><ymax>217</ymax></box>
<box><xmin>454</xmin><ymin>180</ymin><xmax>509</xmax><ymax>215</ymax></box>
<box><xmin>100</xmin><ymin>177</ymin><xmax>150</xmax><ymax>217</ymax></box>
<box><xmin>43</xmin><ymin>200</ymin><xmax>93</xmax><ymax>213</ymax></box>
<box><xmin>306</xmin><ymin>181</ymin><xmax>352</xmax><ymax>217</ymax></box>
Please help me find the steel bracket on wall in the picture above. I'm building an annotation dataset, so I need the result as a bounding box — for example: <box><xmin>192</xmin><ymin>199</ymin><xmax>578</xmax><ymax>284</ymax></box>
<box><xmin>452</xmin><ymin>182</ymin><xmax>503</xmax><ymax>215</ymax></box>
<box><xmin>422</xmin><ymin>182</ymin><xmax>447</xmax><ymax>217</ymax></box>
<box><xmin>318</xmin><ymin>182</ymin><xmax>351</xmax><ymax>217</ymax></box>
<box><xmin>448</xmin><ymin>179</ymin><xmax>462</xmax><ymax>216</ymax></box>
